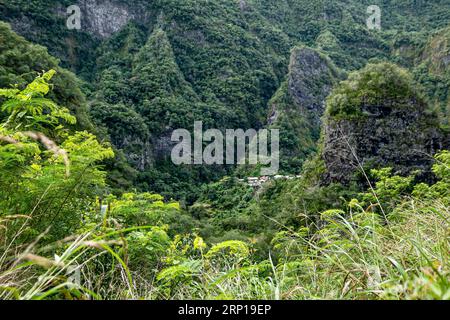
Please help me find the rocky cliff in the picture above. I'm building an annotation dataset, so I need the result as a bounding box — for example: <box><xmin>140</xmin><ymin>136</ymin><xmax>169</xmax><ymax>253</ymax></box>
<box><xmin>68</xmin><ymin>0</ymin><xmax>151</xmax><ymax>38</ymax></box>
<box><xmin>322</xmin><ymin>62</ymin><xmax>447</xmax><ymax>184</ymax></box>
<box><xmin>2</xmin><ymin>0</ymin><xmax>450</xmax><ymax>198</ymax></box>
<box><xmin>417</xmin><ymin>27</ymin><xmax>450</xmax><ymax>126</ymax></box>
<box><xmin>287</xmin><ymin>47</ymin><xmax>343</xmax><ymax>127</ymax></box>
<box><xmin>268</xmin><ymin>46</ymin><xmax>342</xmax><ymax>171</ymax></box>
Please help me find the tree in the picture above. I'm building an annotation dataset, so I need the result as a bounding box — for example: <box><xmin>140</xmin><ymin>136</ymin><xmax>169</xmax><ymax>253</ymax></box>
<box><xmin>0</xmin><ymin>70</ymin><xmax>114</xmax><ymax>241</ymax></box>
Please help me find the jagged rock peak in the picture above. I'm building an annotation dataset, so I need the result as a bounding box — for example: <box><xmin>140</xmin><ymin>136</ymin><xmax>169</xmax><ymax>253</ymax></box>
<box><xmin>322</xmin><ymin>62</ymin><xmax>446</xmax><ymax>184</ymax></box>
<box><xmin>287</xmin><ymin>46</ymin><xmax>342</xmax><ymax>125</ymax></box>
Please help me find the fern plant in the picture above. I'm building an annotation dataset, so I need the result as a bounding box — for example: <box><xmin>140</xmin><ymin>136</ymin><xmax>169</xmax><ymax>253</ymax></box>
<box><xmin>0</xmin><ymin>70</ymin><xmax>76</xmax><ymax>134</ymax></box>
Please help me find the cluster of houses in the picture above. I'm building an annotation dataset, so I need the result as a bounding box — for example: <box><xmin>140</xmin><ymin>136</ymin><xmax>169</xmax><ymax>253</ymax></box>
<box><xmin>238</xmin><ymin>175</ymin><xmax>301</xmax><ymax>188</ymax></box>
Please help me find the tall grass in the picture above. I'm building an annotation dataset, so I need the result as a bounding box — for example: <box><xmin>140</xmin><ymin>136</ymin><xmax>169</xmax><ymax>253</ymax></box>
<box><xmin>155</xmin><ymin>197</ymin><xmax>449</xmax><ymax>300</ymax></box>
<box><xmin>1</xmin><ymin>196</ymin><xmax>449</xmax><ymax>300</ymax></box>
<box><xmin>1</xmin><ymin>193</ymin><xmax>448</xmax><ymax>300</ymax></box>
<box><xmin>0</xmin><ymin>218</ymin><xmax>144</xmax><ymax>300</ymax></box>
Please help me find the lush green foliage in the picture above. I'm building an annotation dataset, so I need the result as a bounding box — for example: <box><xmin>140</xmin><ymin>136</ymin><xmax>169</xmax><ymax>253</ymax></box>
<box><xmin>3</xmin><ymin>144</ymin><xmax>449</xmax><ymax>299</ymax></box>
<box><xmin>3</xmin><ymin>0</ymin><xmax>450</xmax><ymax>196</ymax></box>
<box><xmin>326</xmin><ymin>62</ymin><xmax>425</xmax><ymax>119</ymax></box>
<box><xmin>0</xmin><ymin>0</ymin><xmax>450</xmax><ymax>301</ymax></box>
<box><xmin>0</xmin><ymin>70</ymin><xmax>113</xmax><ymax>242</ymax></box>
<box><xmin>0</xmin><ymin>22</ymin><xmax>92</xmax><ymax>130</ymax></box>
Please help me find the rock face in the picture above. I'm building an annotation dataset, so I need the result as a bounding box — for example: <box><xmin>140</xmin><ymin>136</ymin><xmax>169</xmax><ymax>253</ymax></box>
<box><xmin>239</xmin><ymin>0</ymin><xmax>248</xmax><ymax>11</ymax></box>
<box><xmin>285</xmin><ymin>47</ymin><xmax>342</xmax><ymax>128</ymax></box>
<box><xmin>65</xmin><ymin>0</ymin><xmax>150</xmax><ymax>38</ymax></box>
<box><xmin>268</xmin><ymin>46</ymin><xmax>342</xmax><ymax>171</ymax></box>
<box><xmin>114</xmin><ymin>136</ymin><xmax>153</xmax><ymax>171</ymax></box>
<box><xmin>421</xmin><ymin>26</ymin><xmax>450</xmax><ymax>75</ymax></box>
<box><xmin>323</xmin><ymin>99</ymin><xmax>444</xmax><ymax>183</ymax></box>
<box><xmin>322</xmin><ymin>63</ymin><xmax>447</xmax><ymax>184</ymax></box>
<box><xmin>418</xmin><ymin>27</ymin><xmax>450</xmax><ymax>126</ymax></box>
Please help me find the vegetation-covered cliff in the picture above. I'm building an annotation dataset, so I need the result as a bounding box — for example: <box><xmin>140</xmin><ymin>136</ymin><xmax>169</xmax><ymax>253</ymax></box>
<box><xmin>0</xmin><ymin>0</ymin><xmax>450</xmax><ymax>301</ymax></box>
<box><xmin>2</xmin><ymin>0</ymin><xmax>449</xmax><ymax>198</ymax></box>
<box><xmin>323</xmin><ymin>62</ymin><xmax>446</xmax><ymax>184</ymax></box>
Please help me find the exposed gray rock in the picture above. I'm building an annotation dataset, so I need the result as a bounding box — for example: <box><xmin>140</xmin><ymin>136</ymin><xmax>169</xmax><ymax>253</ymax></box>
<box><xmin>239</xmin><ymin>0</ymin><xmax>248</xmax><ymax>11</ymax></box>
<box><xmin>267</xmin><ymin>47</ymin><xmax>343</xmax><ymax>169</ymax></box>
<box><xmin>59</xmin><ymin>0</ymin><xmax>150</xmax><ymax>38</ymax></box>
<box><xmin>287</xmin><ymin>47</ymin><xmax>342</xmax><ymax>128</ymax></box>
<box><xmin>8</xmin><ymin>16</ymin><xmax>35</xmax><ymax>37</ymax></box>
<box><xmin>322</xmin><ymin>99</ymin><xmax>445</xmax><ymax>184</ymax></box>
<box><xmin>154</xmin><ymin>133</ymin><xmax>177</xmax><ymax>160</ymax></box>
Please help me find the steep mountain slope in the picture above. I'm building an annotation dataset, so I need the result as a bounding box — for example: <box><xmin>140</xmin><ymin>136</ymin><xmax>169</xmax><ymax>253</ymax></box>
<box><xmin>415</xmin><ymin>26</ymin><xmax>450</xmax><ymax>126</ymax></box>
<box><xmin>322</xmin><ymin>63</ymin><xmax>446</xmax><ymax>184</ymax></box>
<box><xmin>83</xmin><ymin>0</ymin><xmax>293</xmax><ymax>197</ymax></box>
<box><xmin>268</xmin><ymin>46</ymin><xmax>343</xmax><ymax>171</ymax></box>
<box><xmin>1</xmin><ymin>0</ymin><xmax>450</xmax><ymax>200</ymax></box>
<box><xmin>0</xmin><ymin>22</ymin><xmax>92</xmax><ymax>130</ymax></box>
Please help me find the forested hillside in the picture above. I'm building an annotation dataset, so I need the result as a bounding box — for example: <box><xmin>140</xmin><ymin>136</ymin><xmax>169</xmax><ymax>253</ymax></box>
<box><xmin>0</xmin><ymin>0</ymin><xmax>449</xmax><ymax>300</ymax></box>
<box><xmin>2</xmin><ymin>0</ymin><xmax>449</xmax><ymax>198</ymax></box>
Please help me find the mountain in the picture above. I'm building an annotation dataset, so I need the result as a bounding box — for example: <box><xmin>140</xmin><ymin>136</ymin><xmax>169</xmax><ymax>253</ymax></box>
<box><xmin>1</xmin><ymin>0</ymin><xmax>450</xmax><ymax>200</ymax></box>
<box><xmin>267</xmin><ymin>46</ymin><xmax>343</xmax><ymax>171</ymax></box>
<box><xmin>2</xmin><ymin>0</ymin><xmax>450</xmax><ymax>301</ymax></box>
<box><xmin>322</xmin><ymin>62</ymin><xmax>447</xmax><ymax>185</ymax></box>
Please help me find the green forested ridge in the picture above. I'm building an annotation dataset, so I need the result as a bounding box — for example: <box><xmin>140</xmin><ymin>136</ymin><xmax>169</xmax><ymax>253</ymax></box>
<box><xmin>0</xmin><ymin>0</ymin><xmax>450</xmax><ymax>300</ymax></box>
<box><xmin>0</xmin><ymin>22</ymin><xmax>92</xmax><ymax>130</ymax></box>
<box><xmin>326</xmin><ymin>62</ymin><xmax>425</xmax><ymax>119</ymax></box>
<box><xmin>2</xmin><ymin>0</ymin><xmax>449</xmax><ymax>196</ymax></box>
